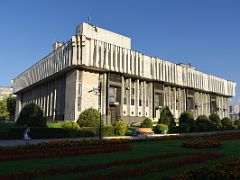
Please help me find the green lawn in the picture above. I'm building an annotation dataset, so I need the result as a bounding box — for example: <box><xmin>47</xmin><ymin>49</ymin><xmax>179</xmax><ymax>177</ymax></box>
<box><xmin>0</xmin><ymin>138</ymin><xmax>240</xmax><ymax>179</ymax></box>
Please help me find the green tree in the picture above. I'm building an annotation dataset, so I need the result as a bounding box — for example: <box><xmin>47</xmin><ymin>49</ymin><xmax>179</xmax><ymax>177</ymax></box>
<box><xmin>16</xmin><ymin>103</ymin><xmax>46</xmax><ymax>127</ymax></box>
<box><xmin>77</xmin><ymin>107</ymin><xmax>100</xmax><ymax>127</ymax></box>
<box><xmin>158</xmin><ymin>106</ymin><xmax>175</xmax><ymax>127</ymax></box>
<box><xmin>7</xmin><ymin>96</ymin><xmax>16</xmax><ymax>121</ymax></box>
<box><xmin>0</xmin><ymin>98</ymin><xmax>10</xmax><ymax>120</ymax></box>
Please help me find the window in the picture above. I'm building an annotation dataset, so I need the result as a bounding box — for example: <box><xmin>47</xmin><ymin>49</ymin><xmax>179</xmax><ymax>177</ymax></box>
<box><xmin>139</xmin><ymin>83</ymin><xmax>142</xmax><ymax>106</ymax></box>
<box><xmin>146</xmin><ymin>83</ymin><xmax>149</xmax><ymax>107</ymax></box>
<box><xmin>109</xmin><ymin>86</ymin><xmax>117</xmax><ymax>103</ymax></box>
<box><xmin>131</xmin><ymin>81</ymin><xmax>135</xmax><ymax>106</ymax></box>
<box><xmin>77</xmin><ymin>71</ymin><xmax>82</xmax><ymax>111</ymax></box>
<box><xmin>154</xmin><ymin>92</ymin><xmax>164</xmax><ymax>108</ymax></box>
<box><xmin>187</xmin><ymin>97</ymin><xmax>194</xmax><ymax>110</ymax></box>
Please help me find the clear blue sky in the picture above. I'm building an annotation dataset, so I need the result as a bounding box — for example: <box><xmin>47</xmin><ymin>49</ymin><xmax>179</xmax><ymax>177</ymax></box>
<box><xmin>0</xmin><ymin>0</ymin><xmax>239</xmax><ymax>104</ymax></box>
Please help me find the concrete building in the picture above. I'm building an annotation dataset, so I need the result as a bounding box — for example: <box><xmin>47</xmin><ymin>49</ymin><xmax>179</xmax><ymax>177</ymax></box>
<box><xmin>13</xmin><ymin>22</ymin><xmax>236</xmax><ymax>124</ymax></box>
<box><xmin>0</xmin><ymin>86</ymin><xmax>13</xmax><ymax>101</ymax></box>
<box><xmin>229</xmin><ymin>105</ymin><xmax>240</xmax><ymax>122</ymax></box>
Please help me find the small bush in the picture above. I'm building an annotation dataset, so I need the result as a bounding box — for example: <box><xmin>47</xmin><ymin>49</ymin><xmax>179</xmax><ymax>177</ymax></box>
<box><xmin>235</xmin><ymin>119</ymin><xmax>240</xmax><ymax>126</ymax></box>
<box><xmin>235</xmin><ymin>120</ymin><xmax>240</xmax><ymax>129</ymax></box>
<box><xmin>221</xmin><ymin>117</ymin><xmax>234</xmax><ymax>130</ymax></box>
<box><xmin>16</xmin><ymin>104</ymin><xmax>46</xmax><ymax>127</ymax></box>
<box><xmin>212</xmin><ymin>123</ymin><xmax>223</xmax><ymax>131</ymax></box>
<box><xmin>141</xmin><ymin>118</ymin><xmax>153</xmax><ymax>128</ymax></box>
<box><xmin>179</xmin><ymin>111</ymin><xmax>195</xmax><ymax>132</ymax></box>
<box><xmin>178</xmin><ymin>123</ymin><xmax>191</xmax><ymax>133</ymax></box>
<box><xmin>102</xmin><ymin>126</ymin><xmax>115</xmax><ymax>136</ymax></box>
<box><xmin>61</xmin><ymin>121</ymin><xmax>80</xmax><ymax>137</ymax></box>
<box><xmin>113</xmin><ymin>118</ymin><xmax>128</xmax><ymax>136</ymax></box>
<box><xmin>209</xmin><ymin>114</ymin><xmax>221</xmax><ymax>125</ymax></box>
<box><xmin>158</xmin><ymin>106</ymin><xmax>176</xmax><ymax>127</ymax></box>
<box><xmin>196</xmin><ymin>115</ymin><xmax>212</xmax><ymax>132</ymax></box>
<box><xmin>154</xmin><ymin>124</ymin><xmax>169</xmax><ymax>134</ymax></box>
<box><xmin>221</xmin><ymin>117</ymin><xmax>232</xmax><ymax>126</ymax></box>
<box><xmin>179</xmin><ymin>111</ymin><xmax>195</xmax><ymax>126</ymax></box>
<box><xmin>77</xmin><ymin>108</ymin><xmax>100</xmax><ymax>127</ymax></box>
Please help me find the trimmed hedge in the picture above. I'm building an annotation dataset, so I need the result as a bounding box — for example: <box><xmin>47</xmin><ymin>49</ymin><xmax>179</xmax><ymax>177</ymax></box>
<box><xmin>0</xmin><ymin>126</ymin><xmax>115</xmax><ymax>139</ymax></box>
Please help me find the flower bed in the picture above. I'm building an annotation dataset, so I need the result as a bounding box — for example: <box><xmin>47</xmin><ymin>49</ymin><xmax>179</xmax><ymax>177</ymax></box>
<box><xmin>165</xmin><ymin>158</ymin><xmax>240</xmax><ymax>179</ymax></box>
<box><xmin>86</xmin><ymin>152</ymin><xmax>223</xmax><ymax>179</ymax></box>
<box><xmin>0</xmin><ymin>144</ymin><xmax>131</xmax><ymax>161</ymax></box>
<box><xmin>183</xmin><ymin>140</ymin><xmax>221</xmax><ymax>148</ymax></box>
<box><xmin>0</xmin><ymin>152</ymin><xmax>221</xmax><ymax>179</ymax></box>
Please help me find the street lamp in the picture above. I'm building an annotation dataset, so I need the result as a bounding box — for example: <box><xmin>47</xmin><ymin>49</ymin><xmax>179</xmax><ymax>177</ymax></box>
<box><xmin>88</xmin><ymin>82</ymin><xmax>102</xmax><ymax>141</ymax></box>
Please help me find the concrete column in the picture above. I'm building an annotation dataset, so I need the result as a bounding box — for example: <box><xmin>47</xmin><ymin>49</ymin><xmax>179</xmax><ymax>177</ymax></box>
<box><xmin>64</xmin><ymin>70</ymin><xmax>78</xmax><ymax>121</ymax></box>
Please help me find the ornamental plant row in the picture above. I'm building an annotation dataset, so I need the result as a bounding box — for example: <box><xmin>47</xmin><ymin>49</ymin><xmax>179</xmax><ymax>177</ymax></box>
<box><xmin>165</xmin><ymin>157</ymin><xmax>240</xmax><ymax>179</ymax></box>
<box><xmin>0</xmin><ymin>144</ymin><xmax>131</xmax><ymax>161</ymax></box>
<box><xmin>0</xmin><ymin>152</ymin><xmax>200</xmax><ymax>179</ymax></box>
<box><xmin>85</xmin><ymin>152</ymin><xmax>223</xmax><ymax>179</ymax></box>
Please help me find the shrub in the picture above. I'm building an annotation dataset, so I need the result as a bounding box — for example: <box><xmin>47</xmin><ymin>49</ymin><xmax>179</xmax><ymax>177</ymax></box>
<box><xmin>61</xmin><ymin>121</ymin><xmax>80</xmax><ymax>137</ymax></box>
<box><xmin>221</xmin><ymin>117</ymin><xmax>235</xmax><ymax>130</ymax></box>
<box><xmin>221</xmin><ymin>117</ymin><xmax>232</xmax><ymax>126</ymax></box>
<box><xmin>178</xmin><ymin>123</ymin><xmax>191</xmax><ymax>133</ymax></box>
<box><xmin>16</xmin><ymin>104</ymin><xmax>46</xmax><ymax>127</ymax></box>
<box><xmin>101</xmin><ymin>126</ymin><xmax>115</xmax><ymax>136</ymax></box>
<box><xmin>47</xmin><ymin>123</ymin><xmax>62</xmax><ymax>128</ymax></box>
<box><xmin>61</xmin><ymin>121</ymin><xmax>80</xmax><ymax>130</ymax></box>
<box><xmin>179</xmin><ymin>111</ymin><xmax>195</xmax><ymax>132</ymax></box>
<box><xmin>76</xmin><ymin>128</ymin><xmax>97</xmax><ymax>137</ymax></box>
<box><xmin>212</xmin><ymin>123</ymin><xmax>223</xmax><ymax>131</ymax></box>
<box><xmin>235</xmin><ymin>119</ymin><xmax>240</xmax><ymax>126</ymax></box>
<box><xmin>179</xmin><ymin>111</ymin><xmax>194</xmax><ymax>125</ymax></box>
<box><xmin>154</xmin><ymin>124</ymin><xmax>169</xmax><ymax>134</ymax></box>
<box><xmin>113</xmin><ymin>118</ymin><xmax>128</xmax><ymax>136</ymax></box>
<box><xmin>141</xmin><ymin>118</ymin><xmax>153</xmax><ymax>128</ymax></box>
<box><xmin>0</xmin><ymin>127</ymin><xmax>66</xmax><ymax>139</ymax></box>
<box><xmin>196</xmin><ymin>115</ymin><xmax>212</xmax><ymax>132</ymax></box>
<box><xmin>77</xmin><ymin>108</ymin><xmax>100</xmax><ymax>127</ymax></box>
<box><xmin>235</xmin><ymin>120</ymin><xmax>240</xmax><ymax>129</ymax></box>
<box><xmin>158</xmin><ymin>106</ymin><xmax>176</xmax><ymax>127</ymax></box>
<box><xmin>209</xmin><ymin>114</ymin><xmax>221</xmax><ymax>125</ymax></box>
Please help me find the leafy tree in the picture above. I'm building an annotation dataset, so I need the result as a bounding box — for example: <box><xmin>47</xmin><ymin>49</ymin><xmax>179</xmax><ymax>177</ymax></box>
<box><xmin>158</xmin><ymin>106</ymin><xmax>175</xmax><ymax>127</ymax></box>
<box><xmin>7</xmin><ymin>96</ymin><xmax>16</xmax><ymax>121</ymax></box>
<box><xmin>141</xmin><ymin>118</ymin><xmax>153</xmax><ymax>128</ymax></box>
<box><xmin>77</xmin><ymin>107</ymin><xmax>100</xmax><ymax>127</ymax></box>
<box><xmin>16</xmin><ymin>103</ymin><xmax>46</xmax><ymax>127</ymax></box>
<box><xmin>0</xmin><ymin>98</ymin><xmax>10</xmax><ymax>120</ymax></box>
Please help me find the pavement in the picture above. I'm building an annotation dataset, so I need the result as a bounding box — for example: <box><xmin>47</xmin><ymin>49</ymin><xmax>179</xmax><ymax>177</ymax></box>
<box><xmin>0</xmin><ymin>129</ymin><xmax>239</xmax><ymax>147</ymax></box>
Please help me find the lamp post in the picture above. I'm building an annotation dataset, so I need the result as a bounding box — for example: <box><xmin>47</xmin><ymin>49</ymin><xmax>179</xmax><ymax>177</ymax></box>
<box><xmin>88</xmin><ymin>82</ymin><xmax>102</xmax><ymax>141</ymax></box>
